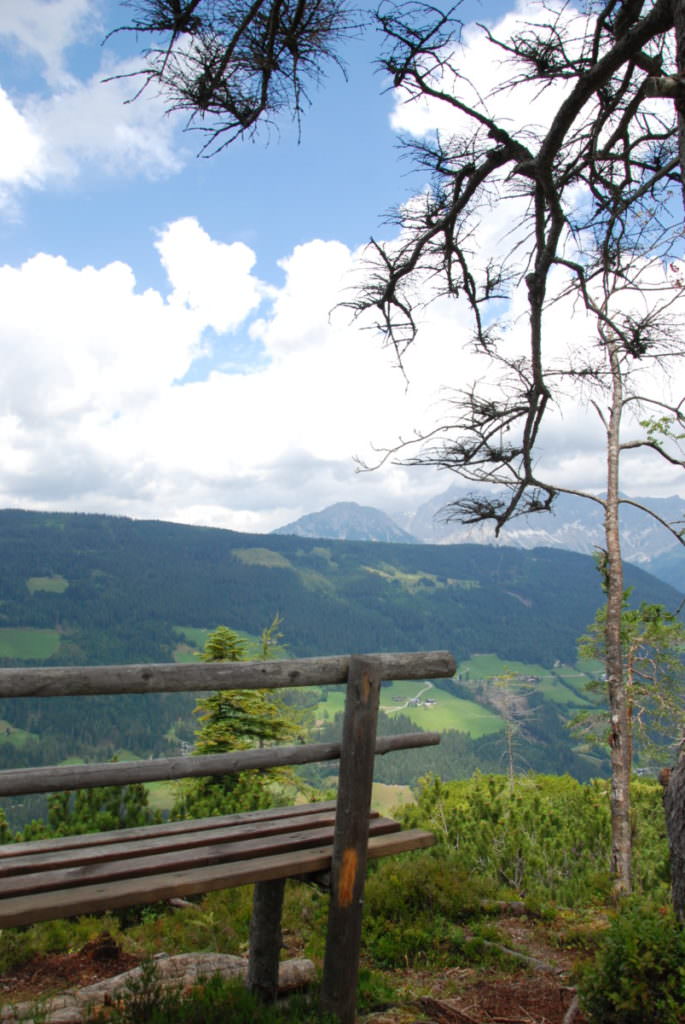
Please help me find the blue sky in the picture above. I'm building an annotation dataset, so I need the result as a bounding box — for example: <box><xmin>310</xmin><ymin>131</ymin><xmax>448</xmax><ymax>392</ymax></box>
<box><xmin>0</xmin><ymin>0</ymin><xmax>683</xmax><ymax>536</ymax></box>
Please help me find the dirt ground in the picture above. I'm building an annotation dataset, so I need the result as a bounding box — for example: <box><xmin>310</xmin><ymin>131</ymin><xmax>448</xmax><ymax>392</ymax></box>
<box><xmin>0</xmin><ymin>919</ymin><xmax>587</xmax><ymax>1024</ymax></box>
<box><xmin>0</xmin><ymin>934</ymin><xmax>140</xmax><ymax>1005</ymax></box>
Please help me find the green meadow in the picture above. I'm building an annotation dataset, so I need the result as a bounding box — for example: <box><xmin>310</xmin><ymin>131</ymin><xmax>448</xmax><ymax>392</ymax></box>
<box><xmin>0</xmin><ymin>628</ymin><xmax>61</xmax><ymax>660</ymax></box>
<box><xmin>460</xmin><ymin>653</ymin><xmax>595</xmax><ymax>707</ymax></box>
<box><xmin>26</xmin><ymin>575</ymin><xmax>69</xmax><ymax>594</ymax></box>
<box><xmin>317</xmin><ymin>678</ymin><xmax>503</xmax><ymax>738</ymax></box>
<box><xmin>0</xmin><ymin>720</ymin><xmax>37</xmax><ymax>747</ymax></box>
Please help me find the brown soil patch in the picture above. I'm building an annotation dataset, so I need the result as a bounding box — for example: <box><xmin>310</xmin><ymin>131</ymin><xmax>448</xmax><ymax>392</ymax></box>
<box><xmin>416</xmin><ymin>978</ymin><xmax>585</xmax><ymax>1024</ymax></box>
<box><xmin>0</xmin><ymin>918</ymin><xmax>590</xmax><ymax>1023</ymax></box>
<box><xmin>0</xmin><ymin>935</ymin><xmax>140</xmax><ymax>1006</ymax></box>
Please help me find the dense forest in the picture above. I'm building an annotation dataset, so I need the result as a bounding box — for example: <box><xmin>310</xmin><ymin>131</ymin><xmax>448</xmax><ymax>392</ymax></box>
<box><xmin>0</xmin><ymin>509</ymin><xmax>680</xmax><ymax>667</ymax></box>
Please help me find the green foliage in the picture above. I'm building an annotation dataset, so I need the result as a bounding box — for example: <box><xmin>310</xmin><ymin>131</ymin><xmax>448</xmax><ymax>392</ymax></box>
<box><xmin>200</xmin><ymin>625</ymin><xmax>247</xmax><ymax>663</ymax></box>
<box><xmin>361</xmin><ymin>850</ymin><xmax>497</xmax><ymax>968</ymax></box>
<box><xmin>401</xmin><ymin>774</ymin><xmax>607</xmax><ymax>905</ymax></box>
<box><xmin>35</xmin><ymin>782</ymin><xmax>160</xmax><ymax>838</ymax></box>
<box><xmin>0</xmin><ymin>917</ymin><xmax>125</xmax><ymax>974</ymax></box>
<box><xmin>0</xmin><ymin>508</ymin><xmax>679</xmax><ymax>784</ymax></box>
<box><xmin>399</xmin><ymin>774</ymin><xmax>669</xmax><ymax>907</ymax></box>
<box><xmin>193</xmin><ymin>622</ymin><xmax>300</xmax><ymax>752</ymax></box>
<box><xmin>172</xmin><ymin>623</ymin><xmax>302</xmax><ymax>819</ymax></box>
<box><xmin>578</xmin><ymin>900</ymin><xmax>685</xmax><ymax>1024</ymax></box>
<box><xmin>576</xmin><ymin>594</ymin><xmax>685</xmax><ymax>763</ymax></box>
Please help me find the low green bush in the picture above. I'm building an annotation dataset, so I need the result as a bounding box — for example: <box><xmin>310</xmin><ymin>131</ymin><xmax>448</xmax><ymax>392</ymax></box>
<box><xmin>399</xmin><ymin>773</ymin><xmax>668</xmax><ymax>907</ymax></box>
<box><xmin>360</xmin><ymin>849</ymin><xmax>499</xmax><ymax>968</ymax></box>
<box><xmin>578</xmin><ymin>899</ymin><xmax>685</xmax><ymax>1024</ymax></box>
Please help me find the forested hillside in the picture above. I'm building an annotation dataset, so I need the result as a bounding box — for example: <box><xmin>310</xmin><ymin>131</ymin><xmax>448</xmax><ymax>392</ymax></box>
<box><xmin>0</xmin><ymin>509</ymin><xmax>679</xmax><ymax>667</ymax></box>
<box><xmin>0</xmin><ymin>508</ymin><xmax>681</xmax><ymax>806</ymax></box>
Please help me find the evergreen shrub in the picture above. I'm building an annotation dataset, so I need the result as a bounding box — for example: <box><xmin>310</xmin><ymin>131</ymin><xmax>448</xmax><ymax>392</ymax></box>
<box><xmin>361</xmin><ymin>850</ymin><xmax>497</xmax><ymax>968</ymax></box>
<box><xmin>578</xmin><ymin>900</ymin><xmax>685</xmax><ymax>1024</ymax></box>
<box><xmin>399</xmin><ymin>773</ymin><xmax>668</xmax><ymax>906</ymax></box>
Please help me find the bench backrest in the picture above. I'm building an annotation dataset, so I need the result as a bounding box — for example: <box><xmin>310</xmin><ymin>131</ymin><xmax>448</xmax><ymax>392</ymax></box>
<box><xmin>0</xmin><ymin>651</ymin><xmax>455</xmax><ymax>797</ymax></box>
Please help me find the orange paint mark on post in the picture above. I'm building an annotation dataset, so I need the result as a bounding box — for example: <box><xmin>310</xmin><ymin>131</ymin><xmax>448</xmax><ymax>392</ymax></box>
<box><xmin>338</xmin><ymin>848</ymin><xmax>358</xmax><ymax>907</ymax></box>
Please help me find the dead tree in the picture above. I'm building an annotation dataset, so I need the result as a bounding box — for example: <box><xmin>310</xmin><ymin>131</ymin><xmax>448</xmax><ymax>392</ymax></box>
<box><xmin>350</xmin><ymin>0</ymin><xmax>685</xmax><ymax>894</ymax></box>
<box><xmin>111</xmin><ymin>0</ymin><xmax>356</xmax><ymax>150</ymax></box>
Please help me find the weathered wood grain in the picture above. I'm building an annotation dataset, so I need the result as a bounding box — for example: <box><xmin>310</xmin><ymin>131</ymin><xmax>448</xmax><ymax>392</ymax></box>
<box><xmin>0</xmin><ymin>828</ymin><xmax>434</xmax><ymax>928</ymax></box>
<box><xmin>0</xmin><ymin>818</ymin><xmax>402</xmax><ymax>897</ymax></box>
<box><xmin>322</xmin><ymin>656</ymin><xmax>382</xmax><ymax>1024</ymax></box>
<box><xmin>0</xmin><ymin>809</ymin><xmax>346</xmax><ymax>876</ymax></box>
<box><xmin>0</xmin><ymin>800</ymin><xmax>339</xmax><ymax>859</ymax></box>
<box><xmin>247</xmin><ymin>878</ymin><xmax>286</xmax><ymax>1001</ymax></box>
<box><xmin>0</xmin><ymin>651</ymin><xmax>455</xmax><ymax>698</ymax></box>
<box><xmin>0</xmin><ymin>731</ymin><xmax>440</xmax><ymax>796</ymax></box>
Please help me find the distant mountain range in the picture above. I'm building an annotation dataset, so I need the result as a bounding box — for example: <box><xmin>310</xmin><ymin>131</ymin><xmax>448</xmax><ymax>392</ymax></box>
<box><xmin>274</xmin><ymin>490</ymin><xmax>685</xmax><ymax>590</ymax></box>
<box><xmin>272</xmin><ymin>501</ymin><xmax>418</xmax><ymax>543</ymax></box>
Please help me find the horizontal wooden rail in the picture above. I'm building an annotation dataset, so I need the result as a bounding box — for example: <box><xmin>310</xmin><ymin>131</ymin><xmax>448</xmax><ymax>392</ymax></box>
<box><xmin>0</xmin><ymin>731</ymin><xmax>440</xmax><ymax>797</ymax></box>
<box><xmin>0</xmin><ymin>651</ymin><xmax>455</xmax><ymax>699</ymax></box>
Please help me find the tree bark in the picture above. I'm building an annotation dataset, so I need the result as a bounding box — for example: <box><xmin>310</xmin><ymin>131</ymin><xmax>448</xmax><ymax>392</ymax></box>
<box><xmin>674</xmin><ymin>0</ymin><xmax>685</xmax><ymax>213</ymax></box>
<box><xmin>605</xmin><ymin>334</ymin><xmax>632</xmax><ymax>895</ymax></box>
<box><xmin>663</xmin><ymin>759</ymin><xmax>685</xmax><ymax>919</ymax></box>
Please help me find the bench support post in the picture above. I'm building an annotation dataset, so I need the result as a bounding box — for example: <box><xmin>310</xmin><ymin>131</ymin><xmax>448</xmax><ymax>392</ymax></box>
<box><xmin>321</xmin><ymin>656</ymin><xmax>381</xmax><ymax>1024</ymax></box>
<box><xmin>247</xmin><ymin>877</ymin><xmax>286</xmax><ymax>1001</ymax></box>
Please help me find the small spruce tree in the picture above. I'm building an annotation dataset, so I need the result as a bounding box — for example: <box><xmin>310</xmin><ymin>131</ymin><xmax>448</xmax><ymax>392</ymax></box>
<box><xmin>172</xmin><ymin>620</ymin><xmax>302</xmax><ymax>819</ymax></box>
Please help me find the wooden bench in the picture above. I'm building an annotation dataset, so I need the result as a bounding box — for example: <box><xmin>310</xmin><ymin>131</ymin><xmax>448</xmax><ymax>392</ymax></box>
<box><xmin>0</xmin><ymin>651</ymin><xmax>454</xmax><ymax>1023</ymax></box>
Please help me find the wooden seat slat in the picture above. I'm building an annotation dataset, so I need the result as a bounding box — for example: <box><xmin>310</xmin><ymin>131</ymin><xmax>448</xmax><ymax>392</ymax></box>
<box><xmin>0</xmin><ymin>800</ymin><xmax>339</xmax><ymax>859</ymax></box>
<box><xmin>0</xmin><ymin>807</ymin><xmax>351</xmax><ymax>876</ymax></box>
<box><xmin>0</xmin><ymin>829</ymin><xmax>435</xmax><ymax>929</ymax></box>
<box><xmin>1</xmin><ymin>817</ymin><xmax>403</xmax><ymax>897</ymax></box>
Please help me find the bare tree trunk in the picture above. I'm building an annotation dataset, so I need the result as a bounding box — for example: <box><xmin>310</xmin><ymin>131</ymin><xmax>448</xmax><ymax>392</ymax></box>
<box><xmin>673</xmin><ymin>0</ymin><xmax>685</xmax><ymax>213</ymax></box>
<box><xmin>660</xmin><ymin>0</ymin><xmax>685</xmax><ymax>920</ymax></box>
<box><xmin>605</xmin><ymin>334</ymin><xmax>632</xmax><ymax>895</ymax></box>
<box><xmin>663</xmin><ymin>757</ymin><xmax>685</xmax><ymax>919</ymax></box>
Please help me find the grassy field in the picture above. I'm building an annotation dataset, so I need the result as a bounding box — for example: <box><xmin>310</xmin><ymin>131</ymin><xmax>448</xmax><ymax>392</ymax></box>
<box><xmin>389</xmin><ymin>693</ymin><xmax>503</xmax><ymax>736</ymax></box>
<box><xmin>0</xmin><ymin>628</ymin><xmax>61</xmax><ymax>660</ymax></box>
<box><xmin>460</xmin><ymin>653</ymin><xmax>595</xmax><ymax>707</ymax></box>
<box><xmin>370</xmin><ymin>782</ymin><xmax>414</xmax><ymax>814</ymax></box>
<box><xmin>316</xmin><ymin>680</ymin><xmax>503</xmax><ymax>738</ymax></box>
<box><xmin>145</xmin><ymin>779</ymin><xmax>177</xmax><ymax>813</ymax></box>
<box><xmin>537</xmin><ymin>675</ymin><xmax>591</xmax><ymax>705</ymax></box>
<box><xmin>460</xmin><ymin>653</ymin><xmax>551</xmax><ymax>678</ymax></box>
<box><xmin>26</xmin><ymin>575</ymin><xmax>69</xmax><ymax>594</ymax></box>
<box><xmin>0</xmin><ymin>720</ymin><xmax>37</xmax><ymax>747</ymax></box>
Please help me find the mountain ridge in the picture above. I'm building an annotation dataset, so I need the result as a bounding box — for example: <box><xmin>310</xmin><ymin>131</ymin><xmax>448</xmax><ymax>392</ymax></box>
<box><xmin>273</xmin><ymin>491</ymin><xmax>685</xmax><ymax>589</ymax></box>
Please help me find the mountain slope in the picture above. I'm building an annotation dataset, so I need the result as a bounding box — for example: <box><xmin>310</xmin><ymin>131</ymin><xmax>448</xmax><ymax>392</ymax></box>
<box><xmin>0</xmin><ymin>508</ymin><xmax>680</xmax><ymax>670</ymax></box>
<box><xmin>409</xmin><ymin>487</ymin><xmax>685</xmax><ymax>570</ymax></box>
<box><xmin>273</xmin><ymin>501</ymin><xmax>418</xmax><ymax>543</ymax></box>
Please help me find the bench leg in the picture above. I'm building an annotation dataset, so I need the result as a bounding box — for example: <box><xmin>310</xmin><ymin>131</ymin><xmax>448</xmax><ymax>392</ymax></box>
<box><xmin>321</xmin><ymin>657</ymin><xmax>381</xmax><ymax>1024</ymax></box>
<box><xmin>247</xmin><ymin>878</ymin><xmax>286</xmax><ymax>1002</ymax></box>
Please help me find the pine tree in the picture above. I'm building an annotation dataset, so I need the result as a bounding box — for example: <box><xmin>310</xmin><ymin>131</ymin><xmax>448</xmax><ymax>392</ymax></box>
<box><xmin>172</xmin><ymin>621</ymin><xmax>303</xmax><ymax>818</ymax></box>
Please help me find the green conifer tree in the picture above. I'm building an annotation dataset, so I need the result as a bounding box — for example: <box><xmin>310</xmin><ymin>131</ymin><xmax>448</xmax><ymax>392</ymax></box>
<box><xmin>172</xmin><ymin>619</ymin><xmax>303</xmax><ymax>819</ymax></box>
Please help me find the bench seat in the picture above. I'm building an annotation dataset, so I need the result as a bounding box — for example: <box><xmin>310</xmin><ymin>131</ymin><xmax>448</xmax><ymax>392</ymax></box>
<box><xmin>0</xmin><ymin>800</ymin><xmax>434</xmax><ymax>928</ymax></box>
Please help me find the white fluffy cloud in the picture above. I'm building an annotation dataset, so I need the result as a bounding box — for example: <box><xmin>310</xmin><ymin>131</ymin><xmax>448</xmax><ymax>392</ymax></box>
<box><xmin>21</xmin><ymin>56</ymin><xmax>184</xmax><ymax>183</ymax></box>
<box><xmin>0</xmin><ymin>2</ymin><xmax>186</xmax><ymax>208</ymax></box>
<box><xmin>157</xmin><ymin>218</ymin><xmax>265</xmax><ymax>334</ymax></box>
<box><xmin>0</xmin><ymin>87</ymin><xmax>44</xmax><ymax>208</ymax></box>
<box><xmin>0</xmin><ymin>0</ymin><xmax>94</xmax><ymax>83</ymax></box>
<box><xmin>0</xmin><ymin>0</ymin><xmax>683</xmax><ymax>534</ymax></box>
<box><xmin>0</xmin><ymin>218</ymin><xmax>469</xmax><ymax>531</ymax></box>
<box><xmin>0</xmin><ymin>211</ymin><xmax>683</xmax><ymax>535</ymax></box>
